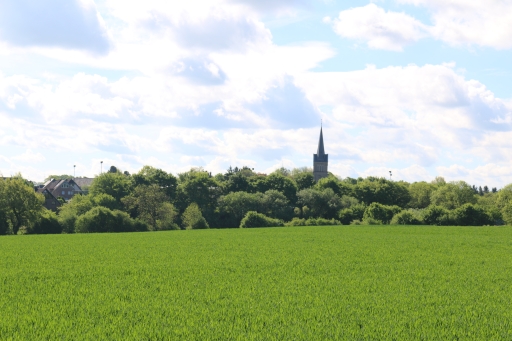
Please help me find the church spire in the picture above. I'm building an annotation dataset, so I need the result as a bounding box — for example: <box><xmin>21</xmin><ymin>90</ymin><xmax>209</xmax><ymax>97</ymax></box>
<box><xmin>317</xmin><ymin>125</ymin><xmax>325</xmax><ymax>156</ymax></box>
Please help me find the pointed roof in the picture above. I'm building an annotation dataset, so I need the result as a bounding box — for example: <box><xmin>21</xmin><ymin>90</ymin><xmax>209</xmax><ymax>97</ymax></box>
<box><xmin>317</xmin><ymin>126</ymin><xmax>325</xmax><ymax>156</ymax></box>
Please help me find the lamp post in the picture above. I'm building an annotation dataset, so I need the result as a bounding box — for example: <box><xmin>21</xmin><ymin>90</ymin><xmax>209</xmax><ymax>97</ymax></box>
<box><xmin>389</xmin><ymin>170</ymin><xmax>392</xmax><ymax>180</ymax></box>
<box><xmin>101</xmin><ymin>161</ymin><xmax>103</xmax><ymax>174</ymax></box>
<box><xmin>74</xmin><ymin>165</ymin><xmax>76</xmax><ymax>178</ymax></box>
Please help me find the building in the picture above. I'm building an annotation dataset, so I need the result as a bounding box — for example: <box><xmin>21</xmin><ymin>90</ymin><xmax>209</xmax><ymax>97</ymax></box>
<box><xmin>313</xmin><ymin>126</ymin><xmax>328</xmax><ymax>181</ymax></box>
<box><xmin>37</xmin><ymin>178</ymin><xmax>84</xmax><ymax>202</ymax></box>
<box><xmin>35</xmin><ymin>188</ymin><xmax>61</xmax><ymax>212</ymax></box>
<box><xmin>72</xmin><ymin>178</ymin><xmax>95</xmax><ymax>194</ymax></box>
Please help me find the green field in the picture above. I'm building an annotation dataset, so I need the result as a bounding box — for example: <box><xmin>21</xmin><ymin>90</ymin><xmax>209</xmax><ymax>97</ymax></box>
<box><xmin>1</xmin><ymin>226</ymin><xmax>512</xmax><ymax>340</ymax></box>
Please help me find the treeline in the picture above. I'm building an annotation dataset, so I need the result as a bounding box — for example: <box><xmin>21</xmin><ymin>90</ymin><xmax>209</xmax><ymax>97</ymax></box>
<box><xmin>1</xmin><ymin>165</ymin><xmax>512</xmax><ymax>235</ymax></box>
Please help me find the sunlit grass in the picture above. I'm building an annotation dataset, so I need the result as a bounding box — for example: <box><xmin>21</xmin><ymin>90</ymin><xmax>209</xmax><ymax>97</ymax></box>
<box><xmin>1</xmin><ymin>226</ymin><xmax>511</xmax><ymax>339</ymax></box>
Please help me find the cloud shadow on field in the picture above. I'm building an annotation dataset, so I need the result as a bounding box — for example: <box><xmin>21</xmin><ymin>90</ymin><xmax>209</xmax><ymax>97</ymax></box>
<box><xmin>0</xmin><ymin>0</ymin><xmax>111</xmax><ymax>54</ymax></box>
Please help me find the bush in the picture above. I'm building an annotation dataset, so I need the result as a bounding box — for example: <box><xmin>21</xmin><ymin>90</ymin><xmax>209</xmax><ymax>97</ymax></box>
<box><xmin>362</xmin><ymin>217</ymin><xmax>383</xmax><ymax>225</ymax></box>
<box><xmin>28</xmin><ymin>210</ymin><xmax>62</xmax><ymax>234</ymax></box>
<box><xmin>339</xmin><ymin>203</ymin><xmax>366</xmax><ymax>225</ymax></box>
<box><xmin>390</xmin><ymin>210</ymin><xmax>423</xmax><ymax>225</ymax></box>
<box><xmin>240</xmin><ymin>211</ymin><xmax>283</xmax><ymax>228</ymax></box>
<box><xmin>363</xmin><ymin>203</ymin><xmax>401</xmax><ymax>224</ymax></box>
<box><xmin>451</xmin><ymin>204</ymin><xmax>492</xmax><ymax>226</ymax></box>
<box><xmin>423</xmin><ymin>205</ymin><xmax>451</xmax><ymax>225</ymax></box>
<box><xmin>284</xmin><ymin>217</ymin><xmax>341</xmax><ymax>226</ymax></box>
<box><xmin>305</xmin><ymin>217</ymin><xmax>341</xmax><ymax>226</ymax></box>
<box><xmin>75</xmin><ymin>207</ymin><xmax>146</xmax><ymax>233</ymax></box>
<box><xmin>285</xmin><ymin>217</ymin><xmax>306</xmax><ymax>226</ymax></box>
<box><xmin>182</xmin><ymin>203</ymin><xmax>209</xmax><ymax>230</ymax></box>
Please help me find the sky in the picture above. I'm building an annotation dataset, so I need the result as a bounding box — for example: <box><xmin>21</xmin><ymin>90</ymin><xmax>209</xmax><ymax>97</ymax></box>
<box><xmin>0</xmin><ymin>0</ymin><xmax>512</xmax><ymax>187</ymax></box>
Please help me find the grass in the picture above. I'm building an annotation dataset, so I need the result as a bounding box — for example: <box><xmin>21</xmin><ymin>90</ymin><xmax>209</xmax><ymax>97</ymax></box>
<box><xmin>1</xmin><ymin>225</ymin><xmax>512</xmax><ymax>340</ymax></box>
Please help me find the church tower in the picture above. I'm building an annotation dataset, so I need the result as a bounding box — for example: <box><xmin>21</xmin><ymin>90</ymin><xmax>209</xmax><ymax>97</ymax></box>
<box><xmin>313</xmin><ymin>126</ymin><xmax>328</xmax><ymax>181</ymax></box>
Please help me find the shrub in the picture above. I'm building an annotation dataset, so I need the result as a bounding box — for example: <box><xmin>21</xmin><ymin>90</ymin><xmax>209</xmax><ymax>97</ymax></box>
<box><xmin>390</xmin><ymin>210</ymin><xmax>423</xmax><ymax>225</ymax></box>
<box><xmin>284</xmin><ymin>217</ymin><xmax>341</xmax><ymax>226</ymax></box>
<box><xmin>305</xmin><ymin>217</ymin><xmax>341</xmax><ymax>226</ymax></box>
<box><xmin>363</xmin><ymin>203</ymin><xmax>401</xmax><ymax>224</ymax></box>
<box><xmin>182</xmin><ymin>203</ymin><xmax>209</xmax><ymax>230</ymax></box>
<box><xmin>362</xmin><ymin>217</ymin><xmax>383</xmax><ymax>225</ymax></box>
<box><xmin>75</xmin><ymin>207</ymin><xmax>146</xmax><ymax>233</ymax></box>
<box><xmin>240</xmin><ymin>211</ymin><xmax>283</xmax><ymax>228</ymax></box>
<box><xmin>339</xmin><ymin>203</ymin><xmax>366</xmax><ymax>225</ymax></box>
<box><xmin>28</xmin><ymin>210</ymin><xmax>62</xmax><ymax>234</ymax></box>
<box><xmin>285</xmin><ymin>218</ymin><xmax>306</xmax><ymax>226</ymax></box>
<box><xmin>423</xmin><ymin>205</ymin><xmax>451</xmax><ymax>226</ymax></box>
<box><xmin>451</xmin><ymin>204</ymin><xmax>492</xmax><ymax>226</ymax></box>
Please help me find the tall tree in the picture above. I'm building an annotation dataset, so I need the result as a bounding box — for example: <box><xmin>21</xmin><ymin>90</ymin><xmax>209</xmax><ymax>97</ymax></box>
<box><xmin>1</xmin><ymin>177</ymin><xmax>45</xmax><ymax>234</ymax></box>
<box><xmin>89</xmin><ymin>172</ymin><xmax>133</xmax><ymax>204</ymax></box>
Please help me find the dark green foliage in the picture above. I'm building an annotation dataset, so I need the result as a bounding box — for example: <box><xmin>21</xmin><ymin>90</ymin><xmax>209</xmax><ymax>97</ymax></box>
<box><xmin>89</xmin><ymin>172</ymin><xmax>133</xmax><ymax>203</ymax></box>
<box><xmin>451</xmin><ymin>204</ymin><xmax>492</xmax><ymax>226</ymax></box>
<box><xmin>338</xmin><ymin>203</ymin><xmax>366</xmax><ymax>225</ymax></box>
<box><xmin>260</xmin><ymin>173</ymin><xmax>298</xmax><ymax>204</ymax></box>
<box><xmin>217</xmin><ymin>191</ymin><xmax>265</xmax><ymax>228</ymax></box>
<box><xmin>354</xmin><ymin>177</ymin><xmax>411</xmax><ymax>207</ymax></box>
<box><xmin>1</xmin><ymin>176</ymin><xmax>45</xmax><ymax>234</ymax></box>
<box><xmin>363</xmin><ymin>202</ymin><xmax>402</xmax><ymax>224</ymax></box>
<box><xmin>239</xmin><ymin>211</ymin><xmax>283</xmax><ymax>228</ymax></box>
<box><xmin>423</xmin><ymin>205</ymin><xmax>452</xmax><ymax>226</ymax></box>
<box><xmin>0</xmin><ymin>207</ymin><xmax>10</xmax><ymax>235</ymax></box>
<box><xmin>75</xmin><ymin>207</ymin><xmax>147</xmax><ymax>233</ymax></box>
<box><xmin>315</xmin><ymin>176</ymin><xmax>353</xmax><ymax>197</ymax></box>
<box><xmin>293</xmin><ymin>172</ymin><xmax>315</xmax><ymax>191</ymax></box>
<box><xmin>296</xmin><ymin>188</ymin><xmax>342</xmax><ymax>219</ymax></box>
<box><xmin>28</xmin><ymin>210</ymin><xmax>62</xmax><ymax>234</ymax></box>
<box><xmin>132</xmin><ymin>166</ymin><xmax>178</xmax><ymax>200</ymax></box>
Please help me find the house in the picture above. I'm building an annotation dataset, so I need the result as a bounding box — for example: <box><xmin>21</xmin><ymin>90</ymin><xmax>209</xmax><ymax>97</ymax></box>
<box><xmin>72</xmin><ymin>178</ymin><xmax>94</xmax><ymax>194</ymax></box>
<box><xmin>37</xmin><ymin>178</ymin><xmax>84</xmax><ymax>202</ymax></box>
<box><xmin>35</xmin><ymin>187</ymin><xmax>61</xmax><ymax>212</ymax></box>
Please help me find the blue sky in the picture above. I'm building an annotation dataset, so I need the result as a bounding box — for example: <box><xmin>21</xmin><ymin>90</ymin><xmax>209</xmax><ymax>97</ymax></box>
<box><xmin>1</xmin><ymin>0</ymin><xmax>512</xmax><ymax>187</ymax></box>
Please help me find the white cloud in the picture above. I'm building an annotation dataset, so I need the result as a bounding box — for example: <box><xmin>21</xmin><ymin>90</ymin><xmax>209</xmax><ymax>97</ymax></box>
<box><xmin>0</xmin><ymin>0</ymin><xmax>111</xmax><ymax>54</ymax></box>
<box><xmin>399</xmin><ymin>0</ymin><xmax>512</xmax><ymax>49</ymax></box>
<box><xmin>12</xmin><ymin>149</ymin><xmax>46</xmax><ymax>163</ymax></box>
<box><xmin>329</xmin><ymin>4</ymin><xmax>428</xmax><ymax>51</ymax></box>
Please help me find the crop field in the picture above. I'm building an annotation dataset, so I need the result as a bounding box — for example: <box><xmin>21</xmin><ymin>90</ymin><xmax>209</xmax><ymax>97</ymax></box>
<box><xmin>1</xmin><ymin>226</ymin><xmax>512</xmax><ymax>340</ymax></box>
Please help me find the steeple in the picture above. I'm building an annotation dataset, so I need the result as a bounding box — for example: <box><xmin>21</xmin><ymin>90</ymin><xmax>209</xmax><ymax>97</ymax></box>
<box><xmin>313</xmin><ymin>124</ymin><xmax>328</xmax><ymax>181</ymax></box>
<box><xmin>317</xmin><ymin>126</ymin><xmax>325</xmax><ymax>156</ymax></box>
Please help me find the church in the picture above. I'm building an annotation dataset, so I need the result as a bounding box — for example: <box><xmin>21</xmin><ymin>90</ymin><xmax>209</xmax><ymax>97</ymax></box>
<box><xmin>313</xmin><ymin>126</ymin><xmax>328</xmax><ymax>181</ymax></box>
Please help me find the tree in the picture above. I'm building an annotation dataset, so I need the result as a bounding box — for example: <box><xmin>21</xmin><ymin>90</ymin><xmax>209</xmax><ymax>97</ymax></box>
<box><xmin>430</xmin><ymin>181</ymin><xmax>477</xmax><ymax>210</ymax></box>
<box><xmin>122</xmin><ymin>185</ymin><xmax>176</xmax><ymax>230</ymax></box>
<box><xmin>263</xmin><ymin>190</ymin><xmax>293</xmax><ymax>221</ymax></box>
<box><xmin>89</xmin><ymin>172</ymin><xmax>133</xmax><ymax>204</ymax></box>
<box><xmin>217</xmin><ymin>191</ymin><xmax>265</xmax><ymax>228</ymax></box>
<box><xmin>293</xmin><ymin>172</ymin><xmax>315</xmax><ymax>191</ymax></box>
<box><xmin>177</xmin><ymin>171</ymin><xmax>220</xmax><ymax>221</ymax></box>
<box><xmin>1</xmin><ymin>177</ymin><xmax>45</xmax><ymax>234</ymax></box>
<box><xmin>354</xmin><ymin>177</ymin><xmax>410</xmax><ymax>207</ymax></box>
<box><xmin>261</xmin><ymin>173</ymin><xmax>298</xmax><ymax>204</ymax></box>
<box><xmin>132</xmin><ymin>166</ymin><xmax>178</xmax><ymax>200</ymax></box>
<box><xmin>407</xmin><ymin>181</ymin><xmax>434</xmax><ymax>208</ymax></box>
<box><xmin>182</xmin><ymin>203</ymin><xmax>209</xmax><ymax>229</ymax></box>
<box><xmin>315</xmin><ymin>176</ymin><xmax>353</xmax><ymax>197</ymax></box>
<box><xmin>44</xmin><ymin>174</ymin><xmax>73</xmax><ymax>182</ymax></box>
<box><xmin>296</xmin><ymin>188</ymin><xmax>342</xmax><ymax>219</ymax></box>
